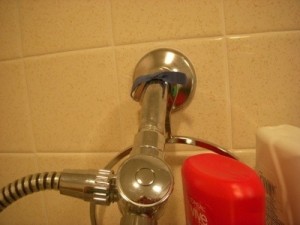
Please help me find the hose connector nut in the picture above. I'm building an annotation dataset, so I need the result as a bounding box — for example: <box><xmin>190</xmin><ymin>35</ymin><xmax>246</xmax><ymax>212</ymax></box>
<box><xmin>59</xmin><ymin>169</ymin><xmax>117</xmax><ymax>206</ymax></box>
<box><xmin>93</xmin><ymin>169</ymin><xmax>117</xmax><ymax>205</ymax></box>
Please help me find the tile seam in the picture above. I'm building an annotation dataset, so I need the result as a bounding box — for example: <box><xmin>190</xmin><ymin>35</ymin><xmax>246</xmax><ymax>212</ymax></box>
<box><xmin>15</xmin><ymin>1</ymin><xmax>49</xmax><ymax>218</ymax></box>
<box><xmin>221</xmin><ymin>0</ymin><xmax>233</xmax><ymax>149</ymax></box>
<box><xmin>1</xmin><ymin>29</ymin><xmax>299</xmax><ymax>63</ymax></box>
<box><xmin>107</xmin><ymin>0</ymin><xmax>124</xmax><ymax>150</ymax></box>
<box><xmin>111</xmin><ymin>48</ymin><xmax>124</xmax><ymax>148</ymax></box>
<box><xmin>224</xmin><ymin>29</ymin><xmax>300</xmax><ymax>40</ymax></box>
<box><xmin>15</xmin><ymin>0</ymin><xmax>24</xmax><ymax>58</ymax></box>
<box><xmin>112</xmin><ymin>29</ymin><xmax>300</xmax><ymax>47</ymax></box>
<box><xmin>107</xmin><ymin>0</ymin><xmax>115</xmax><ymax>46</ymax></box>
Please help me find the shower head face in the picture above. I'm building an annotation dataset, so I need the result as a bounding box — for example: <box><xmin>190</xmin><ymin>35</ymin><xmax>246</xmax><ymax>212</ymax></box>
<box><xmin>133</xmin><ymin>48</ymin><xmax>196</xmax><ymax>112</ymax></box>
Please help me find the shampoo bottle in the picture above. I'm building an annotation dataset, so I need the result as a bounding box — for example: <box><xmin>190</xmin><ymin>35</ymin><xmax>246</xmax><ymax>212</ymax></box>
<box><xmin>256</xmin><ymin>125</ymin><xmax>300</xmax><ymax>225</ymax></box>
<box><xmin>182</xmin><ymin>153</ymin><xmax>265</xmax><ymax>225</ymax></box>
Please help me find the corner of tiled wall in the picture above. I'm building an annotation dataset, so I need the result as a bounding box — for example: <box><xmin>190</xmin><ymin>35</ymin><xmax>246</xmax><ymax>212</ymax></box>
<box><xmin>1</xmin><ymin>0</ymin><xmax>300</xmax><ymax>224</ymax></box>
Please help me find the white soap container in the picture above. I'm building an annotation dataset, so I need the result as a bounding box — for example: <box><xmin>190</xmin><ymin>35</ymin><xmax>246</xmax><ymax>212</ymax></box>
<box><xmin>256</xmin><ymin>125</ymin><xmax>300</xmax><ymax>225</ymax></box>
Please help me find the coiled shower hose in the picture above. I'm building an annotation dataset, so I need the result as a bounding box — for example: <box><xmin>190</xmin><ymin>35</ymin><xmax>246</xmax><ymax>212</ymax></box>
<box><xmin>0</xmin><ymin>172</ymin><xmax>61</xmax><ymax>212</ymax></box>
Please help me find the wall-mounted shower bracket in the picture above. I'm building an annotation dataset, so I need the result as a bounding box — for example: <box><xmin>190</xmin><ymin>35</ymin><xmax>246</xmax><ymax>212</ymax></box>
<box><xmin>131</xmin><ymin>48</ymin><xmax>196</xmax><ymax>111</ymax></box>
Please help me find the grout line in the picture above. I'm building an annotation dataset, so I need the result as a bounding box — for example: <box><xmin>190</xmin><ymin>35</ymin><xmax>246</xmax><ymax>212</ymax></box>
<box><xmin>224</xmin><ymin>43</ymin><xmax>234</xmax><ymax>149</ymax></box>
<box><xmin>0</xmin><ymin>45</ymin><xmax>114</xmax><ymax>63</ymax></box>
<box><xmin>17</xmin><ymin>1</ymin><xmax>37</xmax><ymax>153</ymax></box>
<box><xmin>19</xmin><ymin>59</ymin><xmax>38</xmax><ymax>154</ymax></box>
<box><xmin>16</xmin><ymin>1</ymin><xmax>49</xmax><ymax>222</ymax></box>
<box><xmin>14</xmin><ymin>45</ymin><xmax>114</xmax><ymax>60</ymax></box>
<box><xmin>107</xmin><ymin>0</ymin><xmax>115</xmax><ymax>47</ymax></box>
<box><xmin>107</xmin><ymin>0</ymin><xmax>124</xmax><ymax>147</ymax></box>
<box><xmin>221</xmin><ymin>0</ymin><xmax>233</xmax><ymax>149</ymax></box>
<box><xmin>15</xmin><ymin>0</ymin><xmax>24</xmax><ymax>59</ymax></box>
<box><xmin>0</xmin><ymin>29</ymin><xmax>300</xmax><ymax>64</ymax></box>
<box><xmin>0</xmin><ymin>151</ymin><xmax>127</xmax><ymax>156</ymax></box>
<box><xmin>220</xmin><ymin>0</ymin><xmax>227</xmax><ymax>37</ymax></box>
<box><xmin>102</xmin><ymin>29</ymin><xmax>300</xmax><ymax>47</ymax></box>
<box><xmin>17</xmin><ymin>1</ymin><xmax>37</xmax><ymax>156</ymax></box>
<box><xmin>32</xmin><ymin>151</ymin><xmax>50</xmax><ymax>225</ymax></box>
<box><xmin>111</xmin><ymin>48</ymin><xmax>124</xmax><ymax>147</ymax></box>
<box><xmin>0</xmin><ymin>152</ymin><xmax>37</xmax><ymax>156</ymax></box>
<box><xmin>225</xmin><ymin>29</ymin><xmax>300</xmax><ymax>38</ymax></box>
<box><xmin>34</xmin><ymin>151</ymin><xmax>120</xmax><ymax>155</ymax></box>
<box><xmin>112</xmin><ymin>33</ymin><xmax>225</xmax><ymax>48</ymax></box>
<box><xmin>107</xmin><ymin>1</ymin><xmax>137</xmax><ymax>149</ymax></box>
<box><xmin>36</xmin><ymin>150</ymin><xmax>122</xmax><ymax>155</ymax></box>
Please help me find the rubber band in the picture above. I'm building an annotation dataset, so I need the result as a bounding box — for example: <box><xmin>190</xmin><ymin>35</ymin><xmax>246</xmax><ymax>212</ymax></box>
<box><xmin>131</xmin><ymin>71</ymin><xmax>187</xmax><ymax>96</ymax></box>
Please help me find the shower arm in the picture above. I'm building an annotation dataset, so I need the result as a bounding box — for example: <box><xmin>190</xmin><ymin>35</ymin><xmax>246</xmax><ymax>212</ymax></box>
<box><xmin>0</xmin><ymin>49</ymin><xmax>238</xmax><ymax>225</ymax></box>
<box><xmin>116</xmin><ymin>81</ymin><xmax>172</xmax><ymax>225</ymax></box>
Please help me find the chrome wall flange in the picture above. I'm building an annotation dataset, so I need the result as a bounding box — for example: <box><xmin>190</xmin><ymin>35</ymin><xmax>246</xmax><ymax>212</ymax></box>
<box><xmin>132</xmin><ymin>48</ymin><xmax>196</xmax><ymax>111</ymax></box>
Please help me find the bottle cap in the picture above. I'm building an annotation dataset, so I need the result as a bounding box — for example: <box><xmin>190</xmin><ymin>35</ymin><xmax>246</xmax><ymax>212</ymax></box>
<box><xmin>182</xmin><ymin>153</ymin><xmax>265</xmax><ymax>225</ymax></box>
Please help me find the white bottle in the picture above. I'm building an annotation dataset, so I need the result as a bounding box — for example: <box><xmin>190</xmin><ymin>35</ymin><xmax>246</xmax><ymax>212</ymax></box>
<box><xmin>256</xmin><ymin>125</ymin><xmax>300</xmax><ymax>225</ymax></box>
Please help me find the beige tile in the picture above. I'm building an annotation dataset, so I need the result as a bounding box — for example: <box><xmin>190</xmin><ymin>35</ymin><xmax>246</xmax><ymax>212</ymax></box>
<box><xmin>37</xmin><ymin>152</ymin><xmax>119</xmax><ymax>225</ymax></box>
<box><xmin>36</xmin><ymin>152</ymin><xmax>118</xmax><ymax>171</ymax></box>
<box><xmin>114</xmin><ymin>45</ymin><xmax>146</xmax><ymax>148</ymax></box>
<box><xmin>19</xmin><ymin>0</ymin><xmax>112</xmax><ymax>56</ymax></box>
<box><xmin>24</xmin><ymin>49</ymin><xmax>121</xmax><ymax>152</ymax></box>
<box><xmin>0</xmin><ymin>60</ymin><xmax>35</xmax><ymax>152</ymax></box>
<box><xmin>224</xmin><ymin>0</ymin><xmax>300</xmax><ymax>34</ymax></box>
<box><xmin>0</xmin><ymin>153</ymin><xmax>47</xmax><ymax>225</ymax></box>
<box><xmin>0</xmin><ymin>0</ymin><xmax>22</xmax><ymax>60</ymax></box>
<box><xmin>115</xmin><ymin>38</ymin><xmax>232</xmax><ymax>149</ymax></box>
<box><xmin>227</xmin><ymin>32</ymin><xmax>300</xmax><ymax>148</ymax></box>
<box><xmin>233</xmin><ymin>149</ymin><xmax>256</xmax><ymax>168</ymax></box>
<box><xmin>111</xmin><ymin>0</ymin><xmax>223</xmax><ymax>45</ymax></box>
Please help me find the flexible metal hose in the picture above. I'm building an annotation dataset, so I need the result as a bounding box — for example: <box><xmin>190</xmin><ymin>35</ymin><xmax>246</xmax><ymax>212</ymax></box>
<box><xmin>0</xmin><ymin>172</ymin><xmax>61</xmax><ymax>212</ymax></box>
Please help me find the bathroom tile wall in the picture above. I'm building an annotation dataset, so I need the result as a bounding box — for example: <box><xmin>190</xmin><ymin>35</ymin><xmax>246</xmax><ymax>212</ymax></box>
<box><xmin>0</xmin><ymin>0</ymin><xmax>299</xmax><ymax>224</ymax></box>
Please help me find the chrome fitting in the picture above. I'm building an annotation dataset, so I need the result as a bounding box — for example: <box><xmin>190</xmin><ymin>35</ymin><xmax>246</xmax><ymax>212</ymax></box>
<box><xmin>132</xmin><ymin>48</ymin><xmax>196</xmax><ymax>111</ymax></box>
<box><xmin>130</xmin><ymin>83</ymin><xmax>168</xmax><ymax>160</ymax></box>
<box><xmin>132</xmin><ymin>129</ymin><xmax>165</xmax><ymax>158</ymax></box>
<box><xmin>59</xmin><ymin>169</ymin><xmax>117</xmax><ymax>205</ymax></box>
<box><xmin>116</xmin><ymin>155</ymin><xmax>174</xmax><ymax>220</ymax></box>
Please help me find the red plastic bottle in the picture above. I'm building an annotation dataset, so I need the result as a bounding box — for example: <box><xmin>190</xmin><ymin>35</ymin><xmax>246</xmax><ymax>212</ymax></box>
<box><xmin>182</xmin><ymin>153</ymin><xmax>265</xmax><ymax>225</ymax></box>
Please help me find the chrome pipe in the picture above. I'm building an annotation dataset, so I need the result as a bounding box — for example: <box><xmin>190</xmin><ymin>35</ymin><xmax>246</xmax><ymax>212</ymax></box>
<box><xmin>116</xmin><ymin>82</ymin><xmax>173</xmax><ymax>225</ymax></box>
<box><xmin>131</xmin><ymin>83</ymin><xmax>168</xmax><ymax>158</ymax></box>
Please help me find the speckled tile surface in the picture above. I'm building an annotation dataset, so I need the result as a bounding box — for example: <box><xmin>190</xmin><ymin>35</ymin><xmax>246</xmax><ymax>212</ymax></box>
<box><xmin>0</xmin><ymin>0</ymin><xmax>299</xmax><ymax>224</ymax></box>
<box><xmin>228</xmin><ymin>32</ymin><xmax>300</xmax><ymax>148</ymax></box>
<box><xmin>224</xmin><ymin>0</ymin><xmax>300</xmax><ymax>34</ymax></box>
